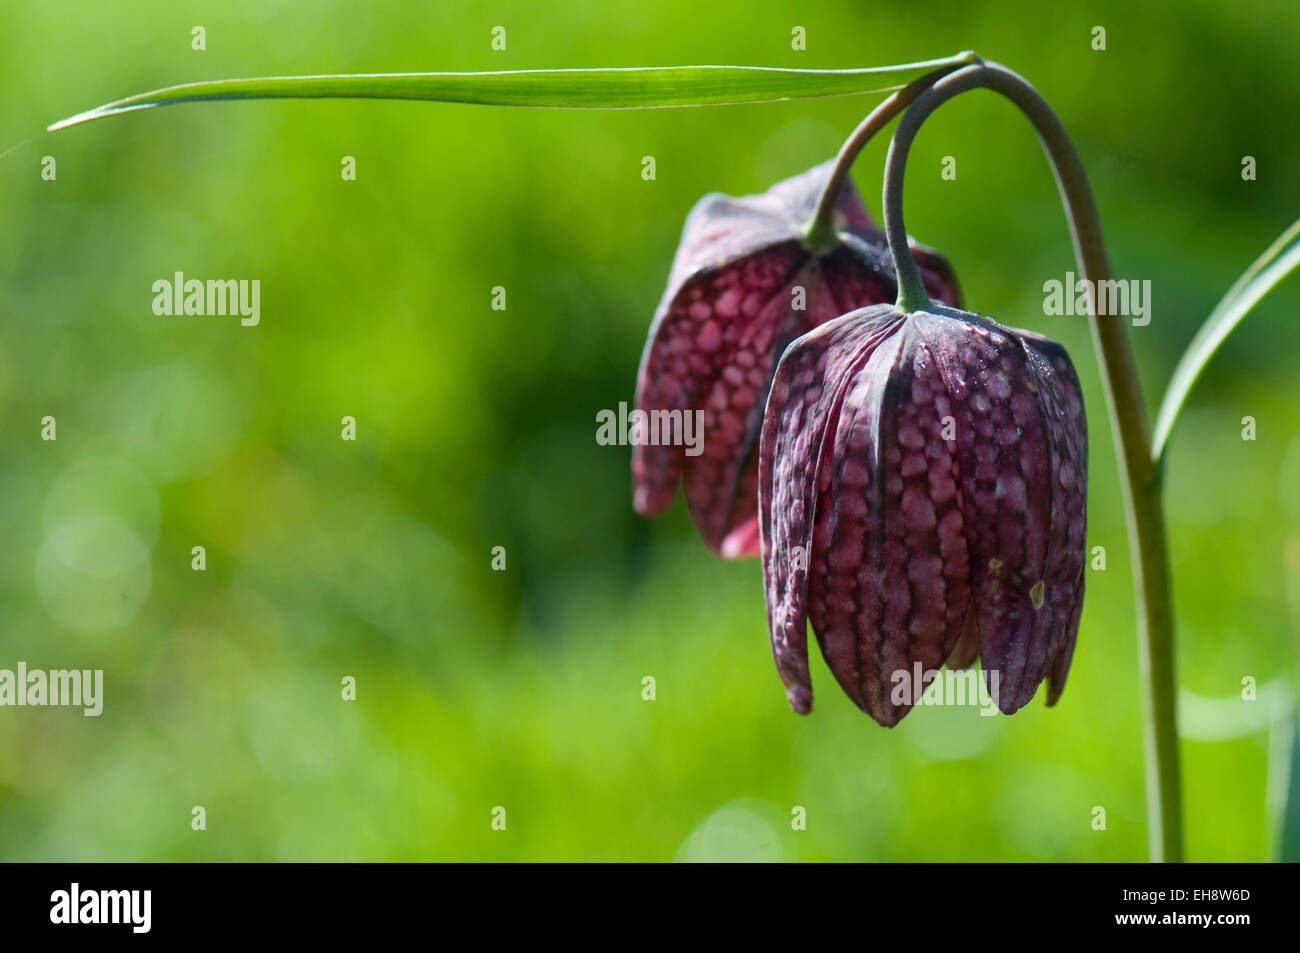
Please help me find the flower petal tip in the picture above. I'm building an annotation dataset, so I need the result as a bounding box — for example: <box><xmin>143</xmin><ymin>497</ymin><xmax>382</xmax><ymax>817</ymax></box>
<box><xmin>787</xmin><ymin>686</ymin><xmax>813</xmax><ymax>715</ymax></box>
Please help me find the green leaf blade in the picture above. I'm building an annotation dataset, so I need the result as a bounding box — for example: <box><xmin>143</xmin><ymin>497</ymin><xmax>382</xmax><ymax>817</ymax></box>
<box><xmin>1276</xmin><ymin>709</ymin><xmax>1300</xmax><ymax>861</ymax></box>
<box><xmin>1152</xmin><ymin>217</ymin><xmax>1300</xmax><ymax>462</ymax></box>
<box><xmin>48</xmin><ymin>54</ymin><xmax>978</xmax><ymax>131</ymax></box>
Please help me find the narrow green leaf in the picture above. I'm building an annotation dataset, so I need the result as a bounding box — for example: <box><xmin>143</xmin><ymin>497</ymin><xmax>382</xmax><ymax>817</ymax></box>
<box><xmin>1277</xmin><ymin>709</ymin><xmax>1300</xmax><ymax>861</ymax></box>
<box><xmin>47</xmin><ymin>53</ymin><xmax>978</xmax><ymax>132</ymax></box>
<box><xmin>1152</xmin><ymin>216</ymin><xmax>1300</xmax><ymax>462</ymax></box>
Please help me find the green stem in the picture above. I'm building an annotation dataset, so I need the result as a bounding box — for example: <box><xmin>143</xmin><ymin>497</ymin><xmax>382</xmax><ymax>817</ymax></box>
<box><xmin>880</xmin><ymin>108</ymin><xmax>934</xmax><ymax>313</ymax></box>
<box><xmin>882</xmin><ymin>61</ymin><xmax>1183</xmax><ymax>861</ymax></box>
<box><xmin>803</xmin><ymin>59</ymin><xmax>975</xmax><ymax>251</ymax></box>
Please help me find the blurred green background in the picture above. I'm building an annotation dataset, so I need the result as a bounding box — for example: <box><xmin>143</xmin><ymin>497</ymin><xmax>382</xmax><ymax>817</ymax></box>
<box><xmin>2</xmin><ymin>0</ymin><xmax>1299</xmax><ymax>861</ymax></box>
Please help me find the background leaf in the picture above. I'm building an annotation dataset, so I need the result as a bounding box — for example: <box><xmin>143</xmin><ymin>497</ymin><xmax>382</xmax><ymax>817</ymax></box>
<box><xmin>1153</xmin><ymin>217</ymin><xmax>1300</xmax><ymax>462</ymax></box>
<box><xmin>48</xmin><ymin>54</ymin><xmax>976</xmax><ymax>131</ymax></box>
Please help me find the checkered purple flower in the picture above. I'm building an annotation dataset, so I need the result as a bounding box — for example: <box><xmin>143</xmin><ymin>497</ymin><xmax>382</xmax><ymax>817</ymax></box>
<box><xmin>760</xmin><ymin>301</ymin><xmax>1087</xmax><ymax>724</ymax></box>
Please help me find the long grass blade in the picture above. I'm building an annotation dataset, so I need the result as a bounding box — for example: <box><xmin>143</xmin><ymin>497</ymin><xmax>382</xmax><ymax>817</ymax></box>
<box><xmin>1152</xmin><ymin>217</ymin><xmax>1300</xmax><ymax>462</ymax></box>
<box><xmin>48</xmin><ymin>53</ymin><xmax>978</xmax><ymax>131</ymax></box>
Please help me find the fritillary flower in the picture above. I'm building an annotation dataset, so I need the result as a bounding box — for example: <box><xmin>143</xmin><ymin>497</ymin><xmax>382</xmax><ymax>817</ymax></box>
<box><xmin>761</xmin><ymin>301</ymin><xmax>1086</xmax><ymax>725</ymax></box>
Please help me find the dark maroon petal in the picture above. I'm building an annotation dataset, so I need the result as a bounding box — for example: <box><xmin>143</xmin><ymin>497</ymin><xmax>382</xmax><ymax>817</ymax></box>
<box><xmin>838</xmin><ymin>230</ymin><xmax>963</xmax><ymax>312</ymax></box>
<box><xmin>916</xmin><ymin>306</ymin><xmax>1075</xmax><ymax>713</ymax></box>
<box><xmin>655</xmin><ymin>160</ymin><xmax>874</xmax><ymax>311</ymax></box>
<box><xmin>805</xmin><ymin>319</ymin><xmax>973</xmax><ymax>725</ymax></box>
<box><xmin>679</xmin><ymin>253</ymin><xmax>902</xmax><ymax>555</ymax></box>
<box><xmin>819</xmin><ymin>238</ymin><xmax>900</xmax><ymax>312</ymax></box>
<box><xmin>1048</xmin><ymin>590</ymin><xmax>1084</xmax><ymax>705</ymax></box>
<box><xmin>759</xmin><ymin>304</ymin><xmax>904</xmax><ymax>713</ymax></box>
<box><xmin>748</xmin><ymin>158</ymin><xmax>879</xmax><ymax>229</ymax></box>
<box><xmin>914</xmin><ymin>245</ymin><xmax>962</xmax><ymax>309</ymax></box>
<box><xmin>1014</xmin><ymin>329</ymin><xmax>1087</xmax><ymax>705</ymax></box>
<box><xmin>633</xmin><ymin>240</ymin><xmax>806</xmax><ymax>520</ymax></box>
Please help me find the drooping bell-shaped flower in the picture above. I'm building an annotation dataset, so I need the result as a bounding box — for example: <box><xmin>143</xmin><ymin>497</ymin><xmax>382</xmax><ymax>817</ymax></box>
<box><xmin>761</xmin><ymin>301</ymin><xmax>1086</xmax><ymax>725</ymax></box>
<box><xmin>632</xmin><ymin>161</ymin><xmax>960</xmax><ymax>557</ymax></box>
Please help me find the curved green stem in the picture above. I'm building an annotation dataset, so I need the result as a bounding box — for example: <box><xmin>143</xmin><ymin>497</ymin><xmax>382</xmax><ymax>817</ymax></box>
<box><xmin>882</xmin><ymin>61</ymin><xmax>1183</xmax><ymax>861</ymax></box>
<box><xmin>880</xmin><ymin>105</ymin><xmax>935</xmax><ymax>313</ymax></box>
<box><xmin>803</xmin><ymin>57</ymin><xmax>977</xmax><ymax>250</ymax></box>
